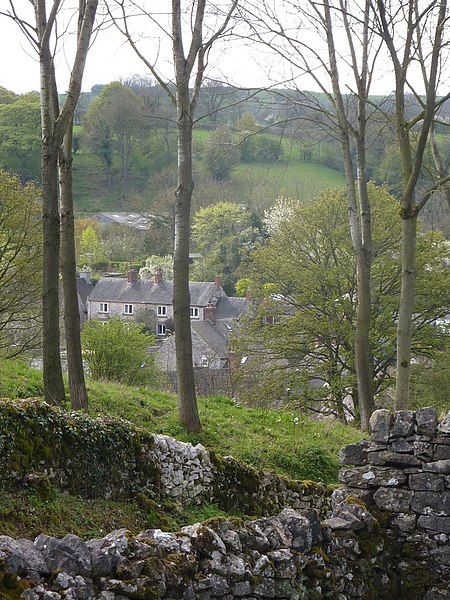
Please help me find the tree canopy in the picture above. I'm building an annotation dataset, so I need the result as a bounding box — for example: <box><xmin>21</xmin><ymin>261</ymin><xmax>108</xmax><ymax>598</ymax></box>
<box><xmin>0</xmin><ymin>170</ymin><xmax>42</xmax><ymax>356</ymax></box>
<box><xmin>191</xmin><ymin>201</ymin><xmax>265</xmax><ymax>293</ymax></box>
<box><xmin>237</xmin><ymin>185</ymin><xmax>450</xmax><ymax>421</ymax></box>
<box><xmin>0</xmin><ymin>92</ymin><xmax>41</xmax><ymax>181</ymax></box>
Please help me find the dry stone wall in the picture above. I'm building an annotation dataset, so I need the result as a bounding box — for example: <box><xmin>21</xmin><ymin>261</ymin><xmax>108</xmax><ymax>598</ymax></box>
<box><xmin>3</xmin><ymin>400</ymin><xmax>450</xmax><ymax>598</ymax></box>
<box><xmin>0</xmin><ymin>398</ymin><xmax>332</xmax><ymax>517</ymax></box>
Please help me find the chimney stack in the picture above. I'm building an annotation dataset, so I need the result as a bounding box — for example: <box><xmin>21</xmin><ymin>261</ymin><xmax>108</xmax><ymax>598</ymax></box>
<box><xmin>79</xmin><ymin>270</ymin><xmax>91</xmax><ymax>284</ymax></box>
<box><xmin>153</xmin><ymin>267</ymin><xmax>163</xmax><ymax>285</ymax></box>
<box><xmin>204</xmin><ymin>302</ymin><xmax>216</xmax><ymax>324</ymax></box>
<box><xmin>214</xmin><ymin>275</ymin><xmax>222</xmax><ymax>287</ymax></box>
<box><xmin>127</xmin><ymin>269</ymin><xmax>137</xmax><ymax>284</ymax></box>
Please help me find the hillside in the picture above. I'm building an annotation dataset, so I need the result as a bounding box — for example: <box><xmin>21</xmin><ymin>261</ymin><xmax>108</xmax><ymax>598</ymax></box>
<box><xmin>71</xmin><ymin>130</ymin><xmax>346</xmax><ymax>214</ymax></box>
<box><xmin>0</xmin><ymin>360</ymin><xmax>364</xmax><ymax>539</ymax></box>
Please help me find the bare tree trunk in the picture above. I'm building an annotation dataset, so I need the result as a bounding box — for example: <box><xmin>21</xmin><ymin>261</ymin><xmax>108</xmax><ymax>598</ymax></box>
<box><xmin>171</xmin><ymin>0</ymin><xmax>203</xmax><ymax>432</ymax></box>
<box><xmin>31</xmin><ymin>0</ymin><xmax>98</xmax><ymax>405</ymax></box>
<box><xmin>323</xmin><ymin>0</ymin><xmax>374</xmax><ymax>429</ymax></box>
<box><xmin>37</xmin><ymin>2</ymin><xmax>65</xmax><ymax>405</ymax></box>
<box><xmin>375</xmin><ymin>0</ymin><xmax>448</xmax><ymax>409</ymax></box>
<box><xmin>395</xmin><ymin>212</ymin><xmax>417</xmax><ymax>409</ymax></box>
<box><xmin>174</xmin><ymin>115</ymin><xmax>200</xmax><ymax>430</ymax></box>
<box><xmin>41</xmin><ymin>137</ymin><xmax>65</xmax><ymax>404</ymax></box>
<box><xmin>60</xmin><ymin>122</ymin><xmax>89</xmax><ymax>411</ymax></box>
<box><xmin>110</xmin><ymin>0</ymin><xmax>238</xmax><ymax>431</ymax></box>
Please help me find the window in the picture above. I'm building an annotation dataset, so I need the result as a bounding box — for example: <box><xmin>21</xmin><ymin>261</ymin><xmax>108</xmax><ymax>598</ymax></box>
<box><xmin>201</xmin><ymin>355</ymin><xmax>210</xmax><ymax>367</ymax></box>
<box><xmin>124</xmin><ymin>304</ymin><xmax>133</xmax><ymax>315</ymax></box>
<box><xmin>157</xmin><ymin>323</ymin><xmax>166</xmax><ymax>336</ymax></box>
<box><xmin>190</xmin><ymin>307</ymin><xmax>200</xmax><ymax>319</ymax></box>
<box><xmin>157</xmin><ymin>305</ymin><xmax>167</xmax><ymax>317</ymax></box>
<box><xmin>99</xmin><ymin>302</ymin><xmax>109</xmax><ymax>313</ymax></box>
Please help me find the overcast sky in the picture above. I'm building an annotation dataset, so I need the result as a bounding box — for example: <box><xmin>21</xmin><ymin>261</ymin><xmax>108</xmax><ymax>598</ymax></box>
<box><xmin>0</xmin><ymin>3</ymin><xmax>277</xmax><ymax>95</ymax></box>
<box><xmin>0</xmin><ymin>1</ymin><xmax>410</xmax><ymax>98</ymax></box>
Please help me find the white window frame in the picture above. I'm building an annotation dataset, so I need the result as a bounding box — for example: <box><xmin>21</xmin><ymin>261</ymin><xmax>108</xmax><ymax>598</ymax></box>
<box><xmin>190</xmin><ymin>307</ymin><xmax>200</xmax><ymax>319</ymax></box>
<box><xmin>124</xmin><ymin>304</ymin><xmax>133</xmax><ymax>315</ymax></box>
<box><xmin>157</xmin><ymin>305</ymin><xmax>167</xmax><ymax>317</ymax></box>
<box><xmin>99</xmin><ymin>302</ymin><xmax>109</xmax><ymax>314</ymax></box>
<box><xmin>157</xmin><ymin>323</ymin><xmax>166</xmax><ymax>336</ymax></box>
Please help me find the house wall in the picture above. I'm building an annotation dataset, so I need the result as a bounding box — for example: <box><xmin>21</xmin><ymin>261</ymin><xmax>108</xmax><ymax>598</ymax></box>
<box><xmin>87</xmin><ymin>300</ymin><xmax>172</xmax><ymax>333</ymax></box>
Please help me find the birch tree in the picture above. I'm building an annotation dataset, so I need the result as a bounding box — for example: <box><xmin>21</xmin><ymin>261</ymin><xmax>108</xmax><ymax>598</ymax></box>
<box><xmin>111</xmin><ymin>0</ymin><xmax>239</xmax><ymax>431</ymax></box>
<box><xmin>374</xmin><ymin>0</ymin><xmax>450</xmax><ymax>409</ymax></box>
<box><xmin>2</xmin><ymin>1</ymin><xmax>98</xmax><ymax>407</ymax></box>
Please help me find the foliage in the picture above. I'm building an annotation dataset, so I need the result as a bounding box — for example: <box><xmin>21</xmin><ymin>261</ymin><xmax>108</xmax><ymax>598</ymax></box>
<box><xmin>236</xmin><ymin>185</ymin><xmax>450</xmax><ymax>419</ymax></box>
<box><xmin>205</xmin><ymin>126</ymin><xmax>239</xmax><ymax>180</ymax></box>
<box><xmin>0</xmin><ymin>92</ymin><xmax>41</xmax><ymax>181</ymax></box>
<box><xmin>191</xmin><ymin>201</ymin><xmax>265</xmax><ymax>293</ymax></box>
<box><xmin>240</xmin><ymin>134</ymin><xmax>283</xmax><ymax>163</ymax></box>
<box><xmin>83</xmin><ymin>82</ymin><xmax>149</xmax><ymax>195</ymax></box>
<box><xmin>82</xmin><ymin>318</ymin><xmax>159</xmax><ymax>386</ymax></box>
<box><xmin>140</xmin><ymin>255</ymin><xmax>174</xmax><ymax>280</ymax></box>
<box><xmin>235</xmin><ymin>112</ymin><xmax>259</xmax><ymax>133</ymax></box>
<box><xmin>410</xmin><ymin>337</ymin><xmax>450</xmax><ymax>415</ymax></box>
<box><xmin>78</xmin><ymin>224</ymin><xmax>105</xmax><ymax>267</ymax></box>
<box><xmin>0</xmin><ymin>170</ymin><xmax>42</xmax><ymax>357</ymax></box>
<box><xmin>101</xmin><ymin>223</ymin><xmax>147</xmax><ymax>263</ymax></box>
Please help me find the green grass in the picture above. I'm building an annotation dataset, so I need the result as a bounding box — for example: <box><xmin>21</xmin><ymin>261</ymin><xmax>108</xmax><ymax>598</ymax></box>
<box><xmin>232</xmin><ymin>158</ymin><xmax>345</xmax><ymax>201</ymax></box>
<box><xmin>0</xmin><ymin>359</ymin><xmax>364</xmax><ymax>481</ymax></box>
<box><xmin>0</xmin><ymin>359</ymin><xmax>365</xmax><ymax>539</ymax></box>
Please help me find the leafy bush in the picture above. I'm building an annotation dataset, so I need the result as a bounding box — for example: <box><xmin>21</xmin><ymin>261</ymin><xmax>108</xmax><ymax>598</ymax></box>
<box><xmin>82</xmin><ymin>318</ymin><xmax>159</xmax><ymax>386</ymax></box>
<box><xmin>240</xmin><ymin>134</ymin><xmax>283</xmax><ymax>163</ymax></box>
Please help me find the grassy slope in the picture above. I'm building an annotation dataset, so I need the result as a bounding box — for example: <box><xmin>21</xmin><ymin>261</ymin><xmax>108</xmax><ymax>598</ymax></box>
<box><xmin>0</xmin><ymin>360</ymin><xmax>364</xmax><ymax>538</ymax></box>
<box><xmin>72</xmin><ymin>129</ymin><xmax>345</xmax><ymax>214</ymax></box>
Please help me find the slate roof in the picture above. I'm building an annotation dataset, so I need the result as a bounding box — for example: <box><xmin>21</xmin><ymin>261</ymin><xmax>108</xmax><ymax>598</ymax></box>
<box><xmin>88</xmin><ymin>277</ymin><xmax>225</xmax><ymax>307</ymax></box>
<box><xmin>215</xmin><ymin>296</ymin><xmax>247</xmax><ymax>320</ymax></box>
<box><xmin>191</xmin><ymin>321</ymin><xmax>230</xmax><ymax>360</ymax></box>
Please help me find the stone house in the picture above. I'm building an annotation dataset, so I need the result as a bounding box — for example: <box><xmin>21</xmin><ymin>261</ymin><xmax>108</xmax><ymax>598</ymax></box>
<box><xmin>156</xmin><ymin>295</ymin><xmax>247</xmax><ymax>371</ymax></box>
<box><xmin>86</xmin><ymin>269</ymin><xmax>244</xmax><ymax>339</ymax></box>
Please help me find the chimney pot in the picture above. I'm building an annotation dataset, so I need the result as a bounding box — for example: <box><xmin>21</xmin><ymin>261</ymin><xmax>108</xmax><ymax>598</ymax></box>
<box><xmin>214</xmin><ymin>276</ymin><xmax>222</xmax><ymax>287</ymax></box>
<box><xmin>127</xmin><ymin>269</ymin><xmax>137</xmax><ymax>284</ymax></box>
<box><xmin>153</xmin><ymin>267</ymin><xmax>163</xmax><ymax>284</ymax></box>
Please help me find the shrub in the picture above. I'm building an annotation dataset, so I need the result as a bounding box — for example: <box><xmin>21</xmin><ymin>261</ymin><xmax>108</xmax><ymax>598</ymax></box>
<box><xmin>82</xmin><ymin>318</ymin><xmax>159</xmax><ymax>386</ymax></box>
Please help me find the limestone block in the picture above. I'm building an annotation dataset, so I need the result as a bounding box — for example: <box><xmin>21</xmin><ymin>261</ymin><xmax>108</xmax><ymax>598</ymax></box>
<box><xmin>438</xmin><ymin>412</ymin><xmax>450</xmax><ymax>434</ymax></box>
<box><xmin>413</xmin><ymin>440</ymin><xmax>433</xmax><ymax>461</ymax></box>
<box><xmin>373</xmin><ymin>487</ymin><xmax>414</xmax><ymax>512</ymax></box>
<box><xmin>339</xmin><ymin>442</ymin><xmax>368</xmax><ymax>466</ymax></box>
<box><xmin>433</xmin><ymin>445</ymin><xmax>450</xmax><ymax>461</ymax></box>
<box><xmin>412</xmin><ymin>490</ymin><xmax>450</xmax><ymax>516</ymax></box>
<box><xmin>423</xmin><ymin>460</ymin><xmax>450</xmax><ymax>474</ymax></box>
<box><xmin>231</xmin><ymin>581</ymin><xmax>252</xmax><ymax>597</ymax></box>
<box><xmin>34</xmin><ymin>534</ymin><xmax>92</xmax><ymax>577</ymax></box>
<box><xmin>369</xmin><ymin>409</ymin><xmax>392</xmax><ymax>443</ymax></box>
<box><xmin>368</xmin><ymin>450</ymin><xmax>420</xmax><ymax>468</ymax></box>
<box><xmin>277</xmin><ymin>509</ymin><xmax>313</xmax><ymax>553</ymax></box>
<box><xmin>390</xmin><ymin>438</ymin><xmax>413</xmax><ymax>453</ymax></box>
<box><xmin>339</xmin><ymin>466</ymin><xmax>407</xmax><ymax>488</ymax></box>
<box><xmin>267</xmin><ymin>549</ymin><xmax>296</xmax><ymax>578</ymax></box>
<box><xmin>390</xmin><ymin>411</ymin><xmax>416</xmax><ymax>438</ymax></box>
<box><xmin>418</xmin><ymin>515</ymin><xmax>450</xmax><ymax>533</ymax></box>
<box><xmin>391</xmin><ymin>513</ymin><xmax>417</xmax><ymax>534</ymax></box>
<box><xmin>416</xmin><ymin>407</ymin><xmax>438</xmax><ymax>437</ymax></box>
<box><xmin>409</xmin><ymin>473</ymin><xmax>445</xmax><ymax>492</ymax></box>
